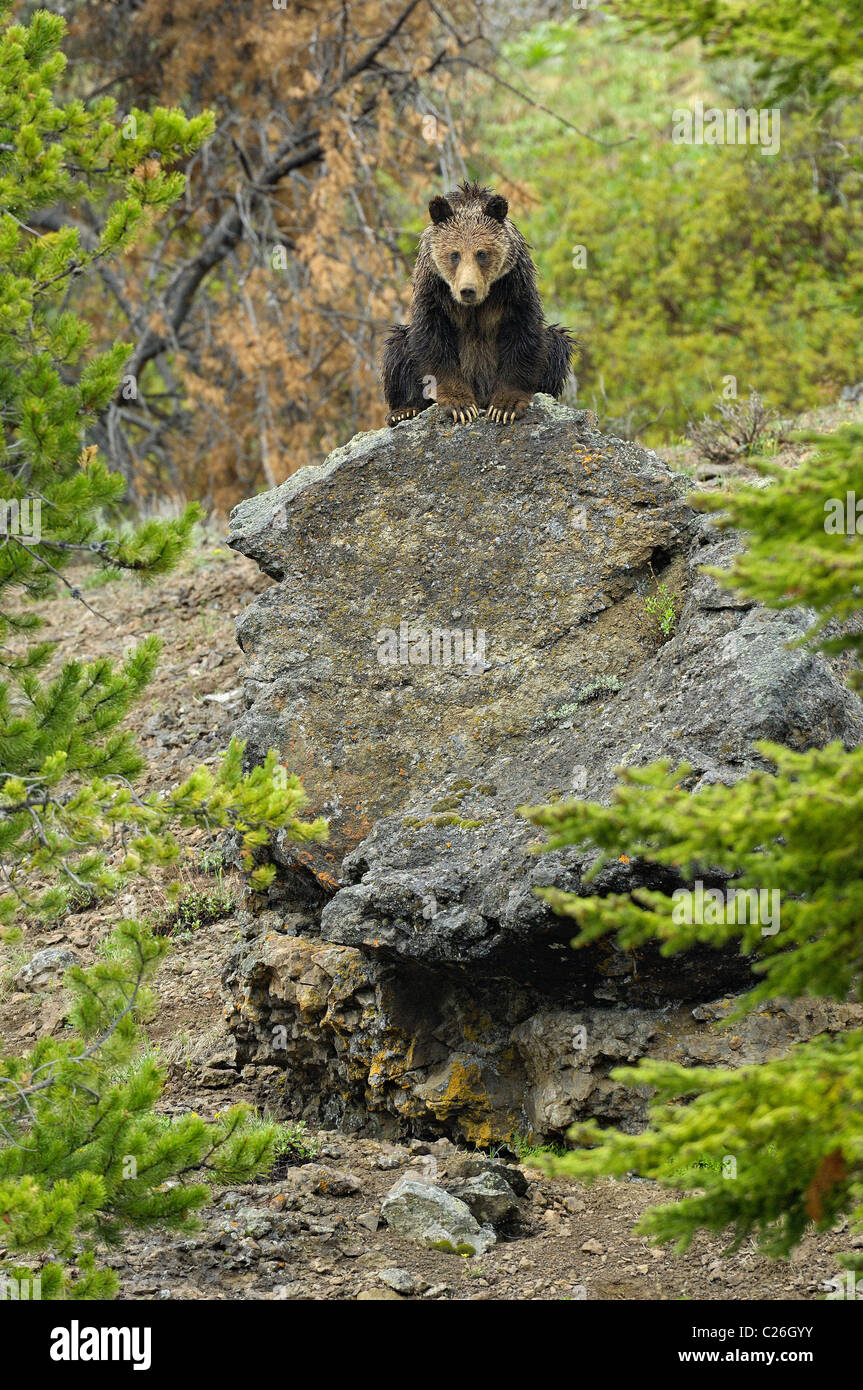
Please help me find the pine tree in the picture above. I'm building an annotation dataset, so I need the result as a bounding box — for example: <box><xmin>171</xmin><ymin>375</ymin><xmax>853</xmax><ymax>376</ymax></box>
<box><xmin>525</xmin><ymin>425</ymin><xmax>863</xmax><ymax>1277</ymax></box>
<box><xmin>0</xmin><ymin>3</ymin><xmax>326</xmax><ymax>1298</ymax></box>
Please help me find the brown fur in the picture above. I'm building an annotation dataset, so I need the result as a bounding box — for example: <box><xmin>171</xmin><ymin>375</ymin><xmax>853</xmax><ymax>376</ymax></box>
<box><xmin>381</xmin><ymin>182</ymin><xmax>575</xmax><ymax>425</ymax></box>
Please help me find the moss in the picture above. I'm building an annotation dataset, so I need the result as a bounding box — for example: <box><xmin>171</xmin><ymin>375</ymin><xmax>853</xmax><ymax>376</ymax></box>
<box><xmin>431</xmin><ymin>778</ymin><xmax>473</xmax><ymax>811</ymax></box>
<box><xmin>546</xmin><ymin>675</ymin><xmax>622</xmax><ymax>723</ymax></box>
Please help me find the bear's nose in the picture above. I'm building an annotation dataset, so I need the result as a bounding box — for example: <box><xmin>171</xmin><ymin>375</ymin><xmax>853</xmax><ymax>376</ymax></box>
<box><xmin>460</xmin><ymin>286</ymin><xmax>477</xmax><ymax>303</ymax></box>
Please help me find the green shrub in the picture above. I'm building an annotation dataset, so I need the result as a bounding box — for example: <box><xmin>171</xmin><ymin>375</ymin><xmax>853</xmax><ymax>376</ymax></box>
<box><xmin>474</xmin><ymin>15</ymin><xmax>863</xmax><ymax>441</ymax></box>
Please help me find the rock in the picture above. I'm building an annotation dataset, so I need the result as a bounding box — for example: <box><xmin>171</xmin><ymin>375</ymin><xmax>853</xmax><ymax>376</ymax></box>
<box><xmin>380</xmin><ymin>1176</ymin><xmax>496</xmax><ymax>1256</ymax></box>
<box><xmin>379</xmin><ymin>1267</ymin><xmax>423</xmax><ymax>1295</ymax></box>
<box><xmin>446</xmin><ymin>1154</ymin><xmax>529</xmax><ymax>1197</ymax></box>
<box><xmin>224</xmin><ymin>397</ymin><xmax>863</xmax><ymax>1143</ymax></box>
<box><xmin>581</xmin><ymin>1239</ymin><xmax>605</xmax><ymax>1255</ymax></box>
<box><xmin>223</xmin><ymin>1208</ymin><xmax>274</xmax><ymax>1240</ymax></box>
<box><xmin>198</xmin><ymin>1067</ymin><xmax>237</xmax><ymax>1088</ymax></box>
<box><xmin>448</xmin><ymin>1172</ymin><xmax>521</xmax><ymax>1227</ymax></box>
<box><xmin>357</xmin><ymin>1287</ymin><xmax>403</xmax><ymax>1300</ymax></box>
<box><xmin>356</xmin><ymin>1211</ymin><xmax>380</xmax><ymax>1232</ymax></box>
<box><xmin>298</xmin><ymin>1165</ymin><xmax>362</xmax><ymax>1197</ymax></box>
<box><xmin>15</xmin><ymin>947</ymin><xmax>79</xmax><ymax>992</ymax></box>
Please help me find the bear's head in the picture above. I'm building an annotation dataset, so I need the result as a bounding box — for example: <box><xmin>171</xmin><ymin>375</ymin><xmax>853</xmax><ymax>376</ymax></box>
<box><xmin>426</xmin><ymin>184</ymin><xmax>514</xmax><ymax>307</ymax></box>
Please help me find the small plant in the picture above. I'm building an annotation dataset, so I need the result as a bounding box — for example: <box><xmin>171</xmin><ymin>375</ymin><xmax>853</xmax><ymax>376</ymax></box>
<box><xmin>547</xmin><ymin>676</ymin><xmax>622</xmax><ymax>722</ymax></box>
<box><xmin>262</xmin><ymin>1121</ymin><xmax>320</xmax><ymax>1179</ymax></box>
<box><xmin>154</xmin><ymin>876</ymin><xmax>235</xmax><ymax>936</ymax></box>
<box><xmin>686</xmin><ymin>390</ymin><xmax>778</xmax><ymax>464</ymax></box>
<box><xmin>199</xmin><ymin>846</ymin><xmax>228</xmax><ymax>875</ymax></box>
<box><xmin>641</xmin><ymin>566</ymin><xmax>680</xmax><ymax>640</ymax></box>
<box><xmin>512</xmin><ymin>1134</ymin><xmax>569</xmax><ymax>1162</ymax></box>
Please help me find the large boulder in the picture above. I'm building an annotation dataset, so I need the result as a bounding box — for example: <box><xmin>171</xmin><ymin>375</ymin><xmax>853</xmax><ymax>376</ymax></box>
<box><xmin>224</xmin><ymin>397</ymin><xmax>863</xmax><ymax>1143</ymax></box>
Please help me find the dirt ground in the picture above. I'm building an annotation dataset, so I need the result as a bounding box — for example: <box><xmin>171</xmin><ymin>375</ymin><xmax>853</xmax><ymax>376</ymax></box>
<box><xmin>2</xmin><ymin>401</ymin><xmax>861</xmax><ymax>1300</ymax></box>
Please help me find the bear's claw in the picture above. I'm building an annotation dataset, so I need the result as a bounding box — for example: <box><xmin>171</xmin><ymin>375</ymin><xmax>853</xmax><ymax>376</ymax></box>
<box><xmin>387</xmin><ymin>407</ymin><xmax>421</xmax><ymax>426</ymax></box>
<box><xmin>488</xmin><ymin>398</ymin><xmax>531</xmax><ymax>424</ymax></box>
<box><xmin>441</xmin><ymin>402</ymin><xmax>480</xmax><ymax>425</ymax></box>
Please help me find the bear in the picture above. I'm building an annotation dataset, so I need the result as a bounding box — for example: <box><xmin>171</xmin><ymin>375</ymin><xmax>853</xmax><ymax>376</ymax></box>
<box><xmin>381</xmin><ymin>181</ymin><xmax>574</xmax><ymax>426</ymax></box>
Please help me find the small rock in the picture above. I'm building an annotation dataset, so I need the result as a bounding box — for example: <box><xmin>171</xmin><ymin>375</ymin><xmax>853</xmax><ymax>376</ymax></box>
<box><xmin>379</xmin><ymin>1268</ymin><xmax>421</xmax><ymax>1295</ymax></box>
<box><xmin>16</xmin><ymin>947</ymin><xmax>78</xmax><ymax>992</ymax></box>
<box><xmin>300</xmin><ymin>1164</ymin><xmax>362</xmax><ymax>1197</ymax></box>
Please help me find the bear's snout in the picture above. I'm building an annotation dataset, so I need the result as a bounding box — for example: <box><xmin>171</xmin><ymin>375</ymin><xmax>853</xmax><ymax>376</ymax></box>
<box><xmin>459</xmin><ymin>286</ymin><xmax>477</xmax><ymax>303</ymax></box>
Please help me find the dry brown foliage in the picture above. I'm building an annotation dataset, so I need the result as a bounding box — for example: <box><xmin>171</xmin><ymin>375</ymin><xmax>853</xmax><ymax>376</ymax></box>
<box><xmin>51</xmin><ymin>0</ymin><xmax>509</xmax><ymax>510</ymax></box>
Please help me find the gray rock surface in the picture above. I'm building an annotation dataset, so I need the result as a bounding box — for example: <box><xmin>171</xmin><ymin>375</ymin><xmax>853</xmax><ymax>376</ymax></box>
<box><xmin>16</xmin><ymin>947</ymin><xmax>78</xmax><ymax>992</ymax></box>
<box><xmin>379</xmin><ymin>1267</ymin><xmax>423</xmax><ymax>1295</ymax></box>
<box><xmin>224</xmin><ymin>398</ymin><xmax>863</xmax><ymax>1143</ymax></box>
<box><xmin>380</xmin><ymin>1175</ymin><xmax>496</xmax><ymax>1255</ymax></box>
<box><xmin>448</xmin><ymin>1172</ymin><xmax>521</xmax><ymax>1226</ymax></box>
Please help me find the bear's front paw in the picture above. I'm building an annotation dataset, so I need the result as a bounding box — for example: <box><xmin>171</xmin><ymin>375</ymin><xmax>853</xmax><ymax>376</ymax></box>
<box><xmin>387</xmin><ymin>407</ymin><xmax>421</xmax><ymax>426</ymax></box>
<box><xmin>488</xmin><ymin>393</ymin><xmax>532</xmax><ymax>424</ymax></box>
<box><xmin>438</xmin><ymin>397</ymin><xmax>480</xmax><ymax>425</ymax></box>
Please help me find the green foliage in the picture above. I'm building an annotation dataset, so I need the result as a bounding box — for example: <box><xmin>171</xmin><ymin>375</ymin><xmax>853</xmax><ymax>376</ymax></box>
<box><xmin>697</xmin><ymin>424</ymin><xmax>863</xmax><ymax>687</ymax></box>
<box><xmin>523</xmin><ymin>425</ymin><xmax>863</xmax><ymax>1270</ymax></box>
<box><xmin>0</xmin><ymin>3</ymin><xmax>326</xmax><ymax>930</ymax></box>
<box><xmin>641</xmin><ymin>568</ymin><xmax>680</xmax><ymax>639</ymax></box>
<box><xmin>531</xmin><ymin>738</ymin><xmax>863</xmax><ymax>1011</ymax></box>
<box><xmin>614</xmin><ymin>0</ymin><xmax>863</xmax><ymax>105</ymax></box>
<box><xmin>155</xmin><ymin>878</ymin><xmax>235</xmax><ymax>936</ymax></box>
<box><xmin>0</xmin><ymin>923</ymin><xmax>284</xmax><ymax>1299</ymax></box>
<box><xmin>477</xmin><ymin>15</ymin><xmax>863</xmax><ymax>440</ymax></box>
<box><xmin>562</xmin><ymin>1035</ymin><xmax>862</xmax><ymax>1261</ymax></box>
<box><xmin>0</xmin><ymin>3</ymin><xmax>326</xmax><ymax>1298</ymax></box>
<box><xmin>511</xmin><ymin>1135</ymin><xmax>569</xmax><ymax>1163</ymax></box>
<box><xmin>269</xmin><ymin>1121</ymin><xmax>320</xmax><ymax>1170</ymax></box>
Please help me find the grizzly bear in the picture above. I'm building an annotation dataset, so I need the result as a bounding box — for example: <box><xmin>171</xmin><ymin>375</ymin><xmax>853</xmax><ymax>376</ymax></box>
<box><xmin>381</xmin><ymin>181</ymin><xmax>574</xmax><ymax>426</ymax></box>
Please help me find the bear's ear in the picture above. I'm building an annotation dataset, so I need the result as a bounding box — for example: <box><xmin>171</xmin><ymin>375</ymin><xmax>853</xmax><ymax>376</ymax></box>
<box><xmin>428</xmin><ymin>195</ymin><xmax>454</xmax><ymax>225</ymax></box>
<box><xmin>483</xmin><ymin>193</ymin><xmax>509</xmax><ymax>223</ymax></box>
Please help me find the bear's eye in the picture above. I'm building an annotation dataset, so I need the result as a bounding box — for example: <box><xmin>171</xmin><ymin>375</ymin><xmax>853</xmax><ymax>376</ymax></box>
<box><xmin>476</xmin><ymin>250</ymin><xmax>488</xmax><ymax>265</ymax></box>
<box><xmin>449</xmin><ymin>251</ymin><xmax>461</xmax><ymax>266</ymax></box>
